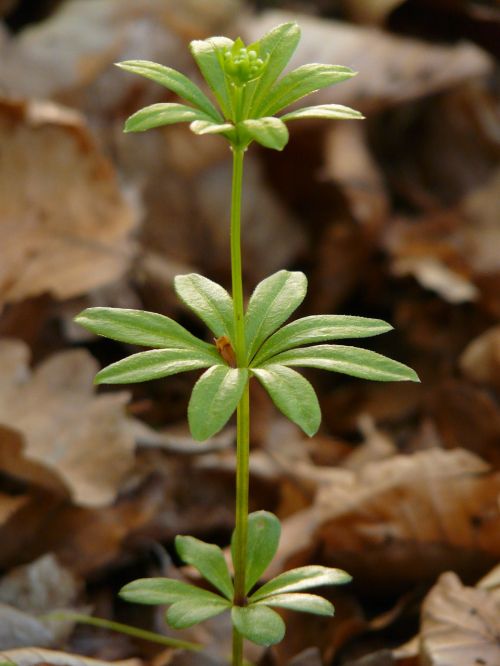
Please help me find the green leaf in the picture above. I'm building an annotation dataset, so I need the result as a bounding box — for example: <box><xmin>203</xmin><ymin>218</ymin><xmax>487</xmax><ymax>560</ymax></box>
<box><xmin>120</xmin><ymin>577</ymin><xmax>222</xmax><ymax>605</ymax></box>
<box><xmin>175</xmin><ymin>535</ymin><xmax>233</xmax><ymax>600</ymax></box>
<box><xmin>268</xmin><ymin>345</ymin><xmax>420</xmax><ymax>383</ymax></box>
<box><xmin>253</xmin><ymin>315</ymin><xmax>393</xmax><ymax>366</ymax></box>
<box><xmin>281</xmin><ymin>103</ymin><xmax>364</xmax><ymax>122</ymax></box>
<box><xmin>167</xmin><ymin>596</ymin><xmax>230</xmax><ymax>629</ymax></box>
<box><xmin>245</xmin><ymin>270</ymin><xmax>307</xmax><ymax>361</ymax></box>
<box><xmin>260</xmin><ymin>64</ymin><xmax>356</xmax><ymax>117</ymax></box>
<box><xmin>252</xmin><ymin>365</ymin><xmax>320</xmax><ymax>437</ymax></box>
<box><xmin>190</xmin><ymin>119</ymin><xmax>236</xmax><ymax>140</ymax></box>
<box><xmin>124</xmin><ymin>103</ymin><xmax>212</xmax><ymax>132</ymax></box>
<box><xmin>95</xmin><ymin>348</ymin><xmax>220</xmax><ymax>385</ymax></box>
<box><xmin>75</xmin><ymin>307</ymin><xmax>213</xmax><ymax>353</ymax></box>
<box><xmin>250</xmin><ymin>565</ymin><xmax>351</xmax><ymax>602</ymax></box>
<box><xmin>174</xmin><ymin>273</ymin><xmax>235</xmax><ymax>342</ymax></box>
<box><xmin>239</xmin><ymin>117</ymin><xmax>289</xmax><ymax>151</ymax></box>
<box><xmin>190</xmin><ymin>36</ymin><xmax>234</xmax><ymax>118</ymax></box>
<box><xmin>249</xmin><ymin>22</ymin><xmax>301</xmax><ymax>115</ymax></box>
<box><xmin>253</xmin><ymin>592</ymin><xmax>334</xmax><ymax>616</ymax></box>
<box><xmin>231</xmin><ymin>605</ymin><xmax>285</xmax><ymax>647</ymax></box>
<box><xmin>116</xmin><ymin>60</ymin><xmax>222</xmax><ymax>121</ymax></box>
<box><xmin>231</xmin><ymin>511</ymin><xmax>281</xmax><ymax>594</ymax></box>
<box><xmin>188</xmin><ymin>366</ymin><xmax>248</xmax><ymax>441</ymax></box>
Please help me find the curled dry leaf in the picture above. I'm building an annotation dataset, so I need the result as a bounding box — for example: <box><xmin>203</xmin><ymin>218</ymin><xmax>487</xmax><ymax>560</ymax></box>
<box><xmin>269</xmin><ymin>449</ymin><xmax>500</xmax><ymax>588</ymax></box>
<box><xmin>420</xmin><ymin>572</ymin><xmax>500</xmax><ymax>666</ymax></box>
<box><xmin>0</xmin><ymin>98</ymin><xmax>135</xmax><ymax>311</ymax></box>
<box><xmin>245</xmin><ymin>11</ymin><xmax>493</xmax><ymax>112</ymax></box>
<box><xmin>0</xmin><ymin>647</ymin><xmax>141</xmax><ymax>666</ymax></box>
<box><xmin>0</xmin><ymin>339</ymin><xmax>135</xmax><ymax>507</ymax></box>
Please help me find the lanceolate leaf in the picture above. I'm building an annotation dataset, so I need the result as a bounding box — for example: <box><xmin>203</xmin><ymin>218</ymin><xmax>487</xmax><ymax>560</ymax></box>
<box><xmin>95</xmin><ymin>348</ymin><xmax>220</xmax><ymax>385</ymax></box>
<box><xmin>190</xmin><ymin>120</ymin><xmax>236</xmax><ymax>140</ymax></box>
<box><xmin>252</xmin><ymin>365</ymin><xmax>321</xmax><ymax>437</ymax></box>
<box><xmin>239</xmin><ymin>117</ymin><xmax>289</xmax><ymax>151</ymax></box>
<box><xmin>175</xmin><ymin>536</ymin><xmax>233</xmax><ymax>600</ymax></box>
<box><xmin>190</xmin><ymin>36</ymin><xmax>234</xmax><ymax>118</ymax></box>
<box><xmin>281</xmin><ymin>104</ymin><xmax>364</xmax><ymax>122</ymax></box>
<box><xmin>231</xmin><ymin>605</ymin><xmax>285</xmax><ymax>647</ymax></box>
<box><xmin>120</xmin><ymin>577</ymin><xmax>221</xmax><ymax>606</ymax></box>
<box><xmin>259</xmin><ymin>64</ymin><xmax>356</xmax><ymax>117</ymax></box>
<box><xmin>250</xmin><ymin>565</ymin><xmax>351</xmax><ymax>602</ymax></box>
<box><xmin>253</xmin><ymin>315</ymin><xmax>393</xmax><ymax>366</ymax></box>
<box><xmin>269</xmin><ymin>345</ymin><xmax>420</xmax><ymax>383</ymax></box>
<box><xmin>245</xmin><ymin>270</ymin><xmax>307</xmax><ymax>361</ymax></box>
<box><xmin>116</xmin><ymin>60</ymin><xmax>222</xmax><ymax>121</ymax></box>
<box><xmin>249</xmin><ymin>21</ymin><xmax>301</xmax><ymax>114</ymax></box>
<box><xmin>231</xmin><ymin>511</ymin><xmax>281</xmax><ymax>594</ymax></box>
<box><xmin>174</xmin><ymin>273</ymin><xmax>235</xmax><ymax>342</ymax></box>
<box><xmin>75</xmin><ymin>307</ymin><xmax>213</xmax><ymax>352</ymax></box>
<box><xmin>254</xmin><ymin>592</ymin><xmax>334</xmax><ymax>616</ymax></box>
<box><xmin>167</xmin><ymin>596</ymin><xmax>230</xmax><ymax>629</ymax></box>
<box><xmin>188</xmin><ymin>366</ymin><xmax>248</xmax><ymax>441</ymax></box>
<box><xmin>124</xmin><ymin>103</ymin><xmax>213</xmax><ymax>133</ymax></box>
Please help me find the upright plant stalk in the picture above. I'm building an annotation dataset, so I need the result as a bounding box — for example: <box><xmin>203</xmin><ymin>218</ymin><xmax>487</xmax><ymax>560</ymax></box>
<box><xmin>230</xmin><ymin>145</ymin><xmax>250</xmax><ymax>665</ymax></box>
<box><xmin>74</xmin><ymin>23</ymin><xmax>420</xmax><ymax>664</ymax></box>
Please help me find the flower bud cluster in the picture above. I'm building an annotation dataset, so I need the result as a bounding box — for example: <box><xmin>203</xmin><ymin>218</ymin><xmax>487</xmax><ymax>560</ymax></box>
<box><xmin>223</xmin><ymin>45</ymin><xmax>265</xmax><ymax>86</ymax></box>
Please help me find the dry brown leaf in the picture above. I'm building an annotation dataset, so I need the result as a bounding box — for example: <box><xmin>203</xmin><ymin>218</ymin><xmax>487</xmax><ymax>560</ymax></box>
<box><xmin>419</xmin><ymin>572</ymin><xmax>500</xmax><ymax>666</ymax></box>
<box><xmin>459</xmin><ymin>325</ymin><xmax>500</xmax><ymax>388</ymax></box>
<box><xmin>0</xmin><ymin>339</ymin><xmax>135</xmax><ymax>507</ymax></box>
<box><xmin>0</xmin><ymin>98</ymin><xmax>135</xmax><ymax>310</ymax></box>
<box><xmin>429</xmin><ymin>380</ymin><xmax>500</xmax><ymax>467</ymax></box>
<box><xmin>245</xmin><ymin>11</ymin><xmax>492</xmax><ymax>112</ymax></box>
<box><xmin>0</xmin><ymin>647</ymin><xmax>141</xmax><ymax>666</ymax></box>
<box><xmin>269</xmin><ymin>449</ymin><xmax>500</xmax><ymax>588</ymax></box>
<box><xmin>0</xmin><ymin>0</ymin><xmax>238</xmax><ymax>101</ymax></box>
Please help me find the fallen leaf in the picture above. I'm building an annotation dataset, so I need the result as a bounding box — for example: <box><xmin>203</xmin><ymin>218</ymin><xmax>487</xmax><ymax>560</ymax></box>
<box><xmin>0</xmin><ymin>648</ymin><xmax>141</xmax><ymax>666</ymax></box>
<box><xmin>459</xmin><ymin>325</ymin><xmax>500</xmax><ymax>389</ymax></box>
<box><xmin>0</xmin><ymin>0</ymin><xmax>239</xmax><ymax>101</ymax></box>
<box><xmin>429</xmin><ymin>380</ymin><xmax>500</xmax><ymax>467</ymax></box>
<box><xmin>268</xmin><ymin>449</ymin><xmax>500</xmax><ymax>589</ymax></box>
<box><xmin>0</xmin><ymin>553</ymin><xmax>80</xmax><ymax>614</ymax></box>
<box><xmin>419</xmin><ymin>571</ymin><xmax>500</xmax><ymax>666</ymax></box>
<box><xmin>245</xmin><ymin>11</ymin><xmax>493</xmax><ymax>112</ymax></box>
<box><xmin>0</xmin><ymin>603</ymin><xmax>53</xmax><ymax>649</ymax></box>
<box><xmin>0</xmin><ymin>98</ymin><xmax>135</xmax><ymax>310</ymax></box>
<box><xmin>0</xmin><ymin>339</ymin><xmax>135</xmax><ymax>507</ymax></box>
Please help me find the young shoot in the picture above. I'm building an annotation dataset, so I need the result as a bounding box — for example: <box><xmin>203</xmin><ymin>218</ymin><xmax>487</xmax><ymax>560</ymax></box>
<box><xmin>75</xmin><ymin>21</ymin><xmax>419</xmax><ymax>665</ymax></box>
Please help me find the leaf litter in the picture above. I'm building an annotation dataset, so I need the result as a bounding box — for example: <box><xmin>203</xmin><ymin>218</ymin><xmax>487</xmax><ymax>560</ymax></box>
<box><xmin>0</xmin><ymin>0</ymin><xmax>499</xmax><ymax>664</ymax></box>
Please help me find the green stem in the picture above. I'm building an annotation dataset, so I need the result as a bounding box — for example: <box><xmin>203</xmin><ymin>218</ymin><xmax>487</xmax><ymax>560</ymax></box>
<box><xmin>230</xmin><ymin>145</ymin><xmax>246</xmax><ymax>366</ymax></box>
<box><xmin>44</xmin><ymin>612</ymin><xmax>202</xmax><ymax>652</ymax></box>
<box><xmin>230</xmin><ymin>144</ymin><xmax>249</xmax><ymax>666</ymax></box>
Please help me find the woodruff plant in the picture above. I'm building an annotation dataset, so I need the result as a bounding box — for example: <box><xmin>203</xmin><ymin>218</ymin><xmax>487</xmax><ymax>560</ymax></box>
<box><xmin>75</xmin><ymin>22</ymin><xmax>418</xmax><ymax>664</ymax></box>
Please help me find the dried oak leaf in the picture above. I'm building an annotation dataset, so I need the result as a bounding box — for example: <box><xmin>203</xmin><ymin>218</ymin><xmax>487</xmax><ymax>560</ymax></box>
<box><xmin>246</xmin><ymin>11</ymin><xmax>492</xmax><ymax>112</ymax></box>
<box><xmin>419</xmin><ymin>571</ymin><xmax>500</xmax><ymax>666</ymax></box>
<box><xmin>0</xmin><ymin>98</ymin><xmax>135</xmax><ymax>310</ymax></box>
<box><xmin>0</xmin><ymin>339</ymin><xmax>135</xmax><ymax>507</ymax></box>
<box><xmin>269</xmin><ymin>449</ymin><xmax>500</xmax><ymax>589</ymax></box>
